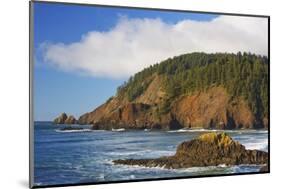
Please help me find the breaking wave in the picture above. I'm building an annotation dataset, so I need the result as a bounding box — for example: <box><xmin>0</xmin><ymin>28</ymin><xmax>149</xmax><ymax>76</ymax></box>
<box><xmin>112</xmin><ymin>128</ymin><xmax>126</xmax><ymax>132</ymax></box>
<box><xmin>55</xmin><ymin>129</ymin><xmax>92</xmax><ymax>133</ymax></box>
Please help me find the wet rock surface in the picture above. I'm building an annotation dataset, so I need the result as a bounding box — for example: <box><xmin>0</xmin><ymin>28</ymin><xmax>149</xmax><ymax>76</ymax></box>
<box><xmin>113</xmin><ymin>133</ymin><xmax>268</xmax><ymax>169</ymax></box>
<box><xmin>259</xmin><ymin>164</ymin><xmax>269</xmax><ymax>172</ymax></box>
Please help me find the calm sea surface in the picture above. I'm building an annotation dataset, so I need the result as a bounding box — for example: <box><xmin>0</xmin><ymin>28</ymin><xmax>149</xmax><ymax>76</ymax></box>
<box><xmin>33</xmin><ymin>122</ymin><xmax>268</xmax><ymax>186</ymax></box>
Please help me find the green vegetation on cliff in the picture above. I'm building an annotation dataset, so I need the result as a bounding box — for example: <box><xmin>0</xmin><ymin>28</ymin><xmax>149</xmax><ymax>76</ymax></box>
<box><xmin>116</xmin><ymin>52</ymin><xmax>268</xmax><ymax>118</ymax></box>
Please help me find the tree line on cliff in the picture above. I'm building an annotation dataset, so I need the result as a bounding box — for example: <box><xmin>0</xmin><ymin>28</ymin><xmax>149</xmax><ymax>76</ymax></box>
<box><xmin>116</xmin><ymin>52</ymin><xmax>268</xmax><ymax>118</ymax></box>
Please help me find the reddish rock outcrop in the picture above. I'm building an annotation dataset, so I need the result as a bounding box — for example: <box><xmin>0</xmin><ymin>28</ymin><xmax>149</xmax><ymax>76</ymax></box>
<box><xmin>91</xmin><ymin>103</ymin><xmax>182</xmax><ymax>130</ymax></box>
<box><xmin>171</xmin><ymin>87</ymin><xmax>257</xmax><ymax>129</ymax></box>
<box><xmin>78</xmin><ymin>85</ymin><xmax>268</xmax><ymax>130</ymax></box>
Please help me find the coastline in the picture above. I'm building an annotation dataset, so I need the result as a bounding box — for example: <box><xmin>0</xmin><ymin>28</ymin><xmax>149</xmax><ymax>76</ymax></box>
<box><xmin>33</xmin><ymin>122</ymin><xmax>268</xmax><ymax>186</ymax></box>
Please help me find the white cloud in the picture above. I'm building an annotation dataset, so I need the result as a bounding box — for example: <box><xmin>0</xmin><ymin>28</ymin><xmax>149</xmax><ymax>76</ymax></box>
<box><xmin>42</xmin><ymin>15</ymin><xmax>268</xmax><ymax>78</ymax></box>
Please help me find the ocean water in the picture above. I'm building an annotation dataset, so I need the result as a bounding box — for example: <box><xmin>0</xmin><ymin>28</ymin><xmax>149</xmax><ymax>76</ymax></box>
<box><xmin>33</xmin><ymin>122</ymin><xmax>268</xmax><ymax>187</ymax></box>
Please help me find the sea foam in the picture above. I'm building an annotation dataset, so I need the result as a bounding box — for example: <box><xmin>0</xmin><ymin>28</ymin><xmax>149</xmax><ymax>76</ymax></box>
<box><xmin>55</xmin><ymin>129</ymin><xmax>92</xmax><ymax>133</ymax></box>
<box><xmin>112</xmin><ymin>128</ymin><xmax>126</xmax><ymax>132</ymax></box>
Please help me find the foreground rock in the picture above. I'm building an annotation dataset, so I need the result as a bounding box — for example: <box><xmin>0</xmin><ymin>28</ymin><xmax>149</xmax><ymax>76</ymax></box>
<box><xmin>53</xmin><ymin>113</ymin><xmax>77</xmax><ymax>124</ymax></box>
<box><xmin>113</xmin><ymin>133</ymin><xmax>268</xmax><ymax>169</ymax></box>
<box><xmin>260</xmin><ymin>164</ymin><xmax>269</xmax><ymax>172</ymax></box>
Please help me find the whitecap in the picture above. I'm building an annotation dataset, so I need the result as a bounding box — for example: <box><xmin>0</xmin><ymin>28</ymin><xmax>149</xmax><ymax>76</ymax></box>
<box><xmin>112</xmin><ymin>128</ymin><xmax>125</xmax><ymax>132</ymax></box>
<box><xmin>167</xmin><ymin>128</ymin><xmax>268</xmax><ymax>134</ymax></box>
<box><xmin>130</xmin><ymin>175</ymin><xmax>136</xmax><ymax>179</ymax></box>
<box><xmin>91</xmin><ymin>129</ymin><xmax>106</xmax><ymax>132</ymax></box>
<box><xmin>107</xmin><ymin>149</ymin><xmax>174</xmax><ymax>157</ymax></box>
<box><xmin>113</xmin><ymin>164</ymin><xmax>224</xmax><ymax>174</ymax></box>
<box><xmin>34</xmin><ymin>182</ymin><xmax>42</xmax><ymax>186</ymax></box>
<box><xmin>218</xmin><ymin>164</ymin><xmax>227</xmax><ymax>168</ymax></box>
<box><xmin>55</xmin><ymin>129</ymin><xmax>92</xmax><ymax>133</ymax></box>
<box><xmin>113</xmin><ymin>162</ymin><xmax>263</xmax><ymax>175</ymax></box>
<box><xmin>167</xmin><ymin>129</ymin><xmax>190</xmax><ymax>133</ymax></box>
<box><xmin>243</xmin><ymin>140</ymin><xmax>268</xmax><ymax>151</ymax></box>
<box><xmin>97</xmin><ymin>173</ymin><xmax>105</xmax><ymax>180</ymax></box>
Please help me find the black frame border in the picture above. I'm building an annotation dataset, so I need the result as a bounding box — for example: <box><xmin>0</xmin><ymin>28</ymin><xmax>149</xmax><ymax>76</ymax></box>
<box><xmin>29</xmin><ymin>0</ymin><xmax>270</xmax><ymax>188</ymax></box>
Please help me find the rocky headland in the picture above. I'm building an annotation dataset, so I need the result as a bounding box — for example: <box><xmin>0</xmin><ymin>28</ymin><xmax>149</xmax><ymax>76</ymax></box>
<box><xmin>113</xmin><ymin>133</ymin><xmax>268</xmax><ymax>169</ymax></box>
<box><xmin>54</xmin><ymin>53</ymin><xmax>268</xmax><ymax>130</ymax></box>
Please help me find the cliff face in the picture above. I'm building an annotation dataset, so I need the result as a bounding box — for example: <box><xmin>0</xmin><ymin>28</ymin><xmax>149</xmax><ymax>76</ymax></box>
<box><xmin>78</xmin><ymin>80</ymin><xmax>267</xmax><ymax>130</ymax></box>
<box><xmin>77</xmin><ymin>53</ymin><xmax>268</xmax><ymax>130</ymax></box>
<box><xmin>171</xmin><ymin>87</ymin><xmax>257</xmax><ymax>129</ymax></box>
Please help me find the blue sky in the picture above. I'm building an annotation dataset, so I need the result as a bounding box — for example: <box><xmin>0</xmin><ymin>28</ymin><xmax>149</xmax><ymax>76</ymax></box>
<box><xmin>33</xmin><ymin>2</ymin><xmax>217</xmax><ymax>121</ymax></box>
<box><xmin>33</xmin><ymin>2</ymin><xmax>267</xmax><ymax>121</ymax></box>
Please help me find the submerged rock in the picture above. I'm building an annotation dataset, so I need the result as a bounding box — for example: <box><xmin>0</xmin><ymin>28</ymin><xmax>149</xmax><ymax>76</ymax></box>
<box><xmin>113</xmin><ymin>133</ymin><xmax>268</xmax><ymax>169</ymax></box>
<box><xmin>53</xmin><ymin>113</ymin><xmax>77</xmax><ymax>124</ymax></box>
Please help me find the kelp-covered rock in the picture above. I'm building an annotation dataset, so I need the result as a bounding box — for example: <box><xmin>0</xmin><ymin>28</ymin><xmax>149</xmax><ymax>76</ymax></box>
<box><xmin>113</xmin><ymin>133</ymin><xmax>268</xmax><ymax>169</ymax></box>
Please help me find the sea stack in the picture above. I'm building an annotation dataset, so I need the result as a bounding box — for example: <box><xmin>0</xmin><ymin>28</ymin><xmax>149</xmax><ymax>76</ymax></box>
<box><xmin>53</xmin><ymin>113</ymin><xmax>77</xmax><ymax>124</ymax></box>
<box><xmin>113</xmin><ymin>133</ymin><xmax>268</xmax><ymax>169</ymax></box>
<box><xmin>64</xmin><ymin>115</ymin><xmax>77</xmax><ymax>124</ymax></box>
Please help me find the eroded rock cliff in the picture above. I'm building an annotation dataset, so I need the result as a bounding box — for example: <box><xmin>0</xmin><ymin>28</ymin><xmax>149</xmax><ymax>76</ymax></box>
<box><xmin>73</xmin><ymin>52</ymin><xmax>268</xmax><ymax>130</ymax></box>
<box><xmin>78</xmin><ymin>85</ymin><xmax>267</xmax><ymax>130</ymax></box>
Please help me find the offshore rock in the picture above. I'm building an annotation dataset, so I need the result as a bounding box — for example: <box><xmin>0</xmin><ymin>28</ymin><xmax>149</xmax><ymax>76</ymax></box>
<box><xmin>113</xmin><ymin>133</ymin><xmax>268</xmax><ymax>169</ymax></box>
<box><xmin>53</xmin><ymin>113</ymin><xmax>77</xmax><ymax>124</ymax></box>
